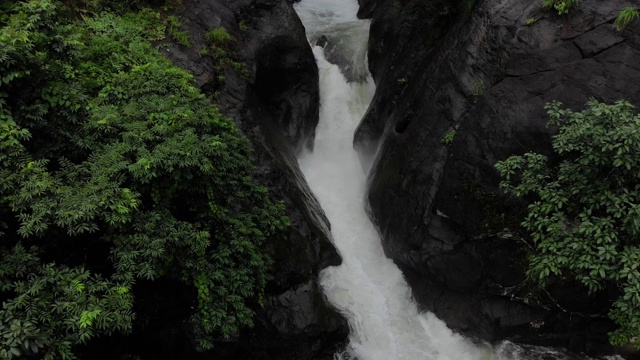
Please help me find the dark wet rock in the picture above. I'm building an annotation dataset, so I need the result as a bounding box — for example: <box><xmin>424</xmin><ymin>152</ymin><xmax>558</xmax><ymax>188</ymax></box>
<box><xmin>239</xmin><ymin>0</ymin><xmax>320</xmax><ymax>153</ymax></box>
<box><xmin>316</xmin><ymin>35</ymin><xmax>329</xmax><ymax>47</ymax></box>
<box><xmin>245</xmin><ymin>280</ymin><xmax>348</xmax><ymax>360</ymax></box>
<box><xmin>618</xmin><ymin>343</ymin><xmax>640</xmax><ymax>360</ymax></box>
<box><xmin>574</xmin><ymin>24</ymin><xmax>626</xmax><ymax>58</ymax></box>
<box><xmin>356</xmin><ymin>0</ymin><xmax>640</xmax><ymax>356</ymax></box>
<box><xmin>309</xmin><ymin>24</ymin><xmax>371</xmax><ymax>83</ymax></box>
<box><xmin>162</xmin><ymin>0</ymin><xmax>319</xmax><ymax>154</ymax></box>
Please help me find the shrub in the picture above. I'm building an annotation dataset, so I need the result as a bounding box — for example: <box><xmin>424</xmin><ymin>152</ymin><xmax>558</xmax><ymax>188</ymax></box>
<box><xmin>496</xmin><ymin>99</ymin><xmax>640</xmax><ymax>348</ymax></box>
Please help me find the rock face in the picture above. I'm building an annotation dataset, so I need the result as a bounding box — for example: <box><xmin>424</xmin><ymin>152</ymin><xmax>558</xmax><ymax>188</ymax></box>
<box><xmin>132</xmin><ymin>0</ymin><xmax>348</xmax><ymax>358</ymax></box>
<box><xmin>355</xmin><ymin>0</ymin><xmax>640</xmax><ymax>355</ymax></box>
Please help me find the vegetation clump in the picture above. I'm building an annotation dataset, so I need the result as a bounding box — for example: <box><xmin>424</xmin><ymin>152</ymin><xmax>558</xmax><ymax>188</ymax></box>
<box><xmin>0</xmin><ymin>0</ymin><xmax>288</xmax><ymax>358</ymax></box>
<box><xmin>496</xmin><ymin>99</ymin><xmax>640</xmax><ymax>348</ymax></box>
<box><xmin>471</xmin><ymin>80</ymin><xmax>485</xmax><ymax>98</ymax></box>
<box><xmin>203</xmin><ymin>26</ymin><xmax>249</xmax><ymax>79</ymax></box>
<box><xmin>441</xmin><ymin>124</ymin><xmax>459</xmax><ymax>145</ymax></box>
<box><xmin>207</xmin><ymin>27</ymin><xmax>234</xmax><ymax>46</ymax></box>
<box><xmin>166</xmin><ymin>15</ymin><xmax>191</xmax><ymax>46</ymax></box>
<box><xmin>542</xmin><ymin>0</ymin><xmax>580</xmax><ymax>15</ymax></box>
<box><xmin>613</xmin><ymin>7</ymin><xmax>639</xmax><ymax>31</ymax></box>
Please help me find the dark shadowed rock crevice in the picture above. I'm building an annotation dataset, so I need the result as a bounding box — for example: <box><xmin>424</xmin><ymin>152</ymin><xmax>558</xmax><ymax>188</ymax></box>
<box><xmin>241</xmin><ymin>0</ymin><xmax>320</xmax><ymax>153</ymax></box>
<box><xmin>356</xmin><ymin>0</ymin><xmax>640</xmax><ymax>356</ymax></box>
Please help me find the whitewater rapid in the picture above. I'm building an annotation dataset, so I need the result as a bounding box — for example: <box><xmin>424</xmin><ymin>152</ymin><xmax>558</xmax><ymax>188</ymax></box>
<box><xmin>293</xmin><ymin>1</ymin><xmax>484</xmax><ymax>359</ymax></box>
<box><xmin>292</xmin><ymin>0</ymin><xmax>620</xmax><ymax>359</ymax></box>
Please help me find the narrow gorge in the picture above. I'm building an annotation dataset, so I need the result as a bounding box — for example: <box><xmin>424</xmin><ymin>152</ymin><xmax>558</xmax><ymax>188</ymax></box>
<box><xmin>1</xmin><ymin>0</ymin><xmax>640</xmax><ymax>359</ymax></box>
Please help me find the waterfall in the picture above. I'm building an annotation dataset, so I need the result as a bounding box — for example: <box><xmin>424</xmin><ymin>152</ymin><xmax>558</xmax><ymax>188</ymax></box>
<box><xmin>292</xmin><ymin>0</ymin><xmax>620</xmax><ymax>359</ymax></box>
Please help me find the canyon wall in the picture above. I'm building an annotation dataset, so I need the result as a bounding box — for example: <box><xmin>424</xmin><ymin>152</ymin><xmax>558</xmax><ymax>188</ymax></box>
<box><xmin>356</xmin><ymin>0</ymin><xmax>640</xmax><ymax>354</ymax></box>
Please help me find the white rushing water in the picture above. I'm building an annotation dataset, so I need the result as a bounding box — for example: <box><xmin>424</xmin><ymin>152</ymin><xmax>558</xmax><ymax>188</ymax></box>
<box><xmin>293</xmin><ymin>1</ymin><xmax>485</xmax><ymax>359</ymax></box>
<box><xmin>292</xmin><ymin>1</ymin><xmax>619</xmax><ymax>359</ymax></box>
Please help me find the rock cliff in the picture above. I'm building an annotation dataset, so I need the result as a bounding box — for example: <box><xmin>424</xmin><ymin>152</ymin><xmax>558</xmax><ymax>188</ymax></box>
<box><xmin>355</xmin><ymin>0</ymin><xmax>640</xmax><ymax>355</ymax></box>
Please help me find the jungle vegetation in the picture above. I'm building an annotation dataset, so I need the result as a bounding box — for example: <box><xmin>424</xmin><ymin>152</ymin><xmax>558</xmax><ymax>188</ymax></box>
<box><xmin>497</xmin><ymin>99</ymin><xmax>640</xmax><ymax>348</ymax></box>
<box><xmin>0</xmin><ymin>0</ymin><xmax>289</xmax><ymax>358</ymax></box>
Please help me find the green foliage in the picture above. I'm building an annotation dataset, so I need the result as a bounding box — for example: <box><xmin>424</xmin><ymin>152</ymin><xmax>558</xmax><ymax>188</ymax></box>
<box><xmin>203</xmin><ymin>26</ymin><xmax>249</xmax><ymax>79</ymax></box>
<box><xmin>166</xmin><ymin>15</ymin><xmax>191</xmax><ymax>46</ymax></box>
<box><xmin>207</xmin><ymin>27</ymin><xmax>233</xmax><ymax>46</ymax></box>
<box><xmin>441</xmin><ymin>124</ymin><xmax>459</xmax><ymax>145</ymax></box>
<box><xmin>496</xmin><ymin>99</ymin><xmax>640</xmax><ymax>348</ymax></box>
<box><xmin>160</xmin><ymin>0</ymin><xmax>183</xmax><ymax>12</ymax></box>
<box><xmin>542</xmin><ymin>0</ymin><xmax>580</xmax><ymax>15</ymax></box>
<box><xmin>230</xmin><ymin>60</ymin><xmax>250</xmax><ymax>78</ymax></box>
<box><xmin>525</xmin><ymin>18</ymin><xmax>537</xmax><ymax>26</ymax></box>
<box><xmin>462</xmin><ymin>175</ymin><xmax>523</xmax><ymax>233</ymax></box>
<box><xmin>472</xmin><ymin>80</ymin><xmax>485</xmax><ymax>98</ymax></box>
<box><xmin>613</xmin><ymin>7</ymin><xmax>639</xmax><ymax>31</ymax></box>
<box><xmin>238</xmin><ymin>20</ymin><xmax>248</xmax><ymax>32</ymax></box>
<box><xmin>0</xmin><ymin>0</ymin><xmax>288</xmax><ymax>357</ymax></box>
<box><xmin>0</xmin><ymin>245</ymin><xmax>134</xmax><ymax>359</ymax></box>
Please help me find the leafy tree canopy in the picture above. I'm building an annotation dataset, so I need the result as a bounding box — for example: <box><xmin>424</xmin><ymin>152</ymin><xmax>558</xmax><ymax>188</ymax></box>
<box><xmin>0</xmin><ymin>0</ymin><xmax>289</xmax><ymax>358</ymax></box>
<box><xmin>496</xmin><ymin>99</ymin><xmax>640</xmax><ymax>348</ymax></box>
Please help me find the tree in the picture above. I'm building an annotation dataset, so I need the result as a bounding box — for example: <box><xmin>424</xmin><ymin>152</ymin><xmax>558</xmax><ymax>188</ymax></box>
<box><xmin>496</xmin><ymin>99</ymin><xmax>640</xmax><ymax>348</ymax></box>
<box><xmin>1</xmin><ymin>1</ymin><xmax>289</xmax><ymax>358</ymax></box>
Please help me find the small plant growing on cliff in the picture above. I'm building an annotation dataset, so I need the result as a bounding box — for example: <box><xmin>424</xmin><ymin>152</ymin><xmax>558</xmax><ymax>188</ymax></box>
<box><xmin>613</xmin><ymin>7</ymin><xmax>639</xmax><ymax>31</ymax></box>
<box><xmin>441</xmin><ymin>124</ymin><xmax>459</xmax><ymax>145</ymax></box>
<box><xmin>496</xmin><ymin>99</ymin><xmax>640</xmax><ymax>349</ymax></box>
<box><xmin>166</xmin><ymin>15</ymin><xmax>191</xmax><ymax>46</ymax></box>
<box><xmin>161</xmin><ymin>0</ymin><xmax>183</xmax><ymax>11</ymax></box>
<box><xmin>472</xmin><ymin>80</ymin><xmax>485</xmax><ymax>98</ymax></box>
<box><xmin>525</xmin><ymin>18</ymin><xmax>537</xmax><ymax>26</ymax></box>
<box><xmin>207</xmin><ymin>27</ymin><xmax>233</xmax><ymax>46</ymax></box>
<box><xmin>542</xmin><ymin>0</ymin><xmax>580</xmax><ymax>15</ymax></box>
<box><xmin>239</xmin><ymin>20</ymin><xmax>248</xmax><ymax>32</ymax></box>
<box><xmin>231</xmin><ymin>60</ymin><xmax>250</xmax><ymax>79</ymax></box>
<box><xmin>206</xmin><ymin>27</ymin><xmax>234</xmax><ymax>60</ymax></box>
<box><xmin>203</xmin><ymin>26</ymin><xmax>248</xmax><ymax>79</ymax></box>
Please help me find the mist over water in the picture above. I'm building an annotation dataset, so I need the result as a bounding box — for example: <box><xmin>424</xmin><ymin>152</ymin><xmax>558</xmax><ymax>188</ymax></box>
<box><xmin>292</xmin><ymin>1</ymin><xmax>620</xmax><ymax>359</ymax></box>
